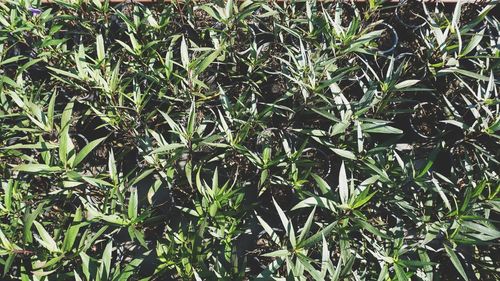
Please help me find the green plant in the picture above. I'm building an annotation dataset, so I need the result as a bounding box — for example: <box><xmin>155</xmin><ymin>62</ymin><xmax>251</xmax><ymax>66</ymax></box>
<box><xmin>0</xmin><ymin>0</ymin><xmax>498</xmax><ymax>280</ymax></box>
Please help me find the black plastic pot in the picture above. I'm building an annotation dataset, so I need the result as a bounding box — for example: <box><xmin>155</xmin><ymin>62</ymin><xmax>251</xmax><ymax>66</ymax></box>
<box><xmin>330</xmin><ymin>2</ymin><xmax>356</xmax><ymax>27</ymax></box>
<box><xmin>341</xmin><ymin>78</ymin><xmax>367</xmax><ymax>101</ymax></box>
<box><xmin>348</xmin><ymin>55</ymin><xmax>369</xmax><ymax>81</ymax></box>
<box><xmin>206</xmin><ymin>151</ymin><xmax>259</xmax><ymax>183</ymax></box>
<box><xmin>460</xmin><ymin>3</ymin><xmax>487</xmax><ymax>33</ymax></box>
<box><xmin>396</xmin><ymin>0</ymin><xmax>426</xmax><ymax>29</ymax></box>
<box><xmin>383</xmin><ymin>98</ymin><xmax>417</xmax><ymax>122</ymax></box>
<box><xmin>300</xmin><ymin>147</ymin><xmax>332</xmax><ymax>178</ymax></box>
<box><xmin>111</xmin><ymin>0</ymin><xmax>145</xmax><ymax>31</ymax></box>
<box><xmin>255</xmin><ymin>127</ymin><xmax>281</xmax><ymax>151</ymax></box>
<box><xmin>375</xmin><ymin>23</ymin><xmax>398</xmax><ymax>55</ymax></box>
<box><xmin>449</xmin><ymin>140</ymin><xmax>481</xmax><ymax>179</ymax></box>
<box><xmin>395</xmin><ymin>52</ymin><xmax>428</xmax><ymax>80</ymax></box>
<box><xmin>409</xmin><ymin>102</ymin><xmax>446</xmax><ymax>139</ymax></box>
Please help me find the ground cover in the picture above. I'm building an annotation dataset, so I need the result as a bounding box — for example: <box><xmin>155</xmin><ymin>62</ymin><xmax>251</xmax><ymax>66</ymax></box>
<box><xmin>0</xmin><ymin>0</ymin><xmax>498</xmax><ymax>280</ymax></box>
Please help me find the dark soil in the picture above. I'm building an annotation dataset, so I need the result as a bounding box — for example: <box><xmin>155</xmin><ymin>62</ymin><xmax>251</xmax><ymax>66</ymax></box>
<box><xmin>411</xmin><ymin>102</ymin><xmax>445</xmax><ymax>138</ymax></box>
<box><xmin>336</xmin><ymin>3</ymin><xmax>356</xmax><ymax>27</ymax></box>
<box><xmin>397</xmin><ymin>0</ymin><xmax>426</xmax><ymax>28</ymax></box>
<box><xmin>460</xmin><ymin>3</ymin><xmax>482</xmax><ymax>26</ymax></box>
<box><xmin>402</xmin><ymin>54</ymin><xmax>427</xmax><ymax>79</ymax></box>
<box><xmin>193</xmin><ymin>1</ymin><xmax>217</xmax><ymax>29</ymax></box>
<box><xmin>339</xmin><ymin>79</ymin><xmax>365</xmax><ymax>101</ymax></box>
<box><xmin>375</xmin><ymin>24</ymin><xmax>396</xmax><ymax>53</ymax></box>
<box><xmin>300</xmin><ymin>148</ymin><xmax>332</xmax><ymax>178</ymax></box>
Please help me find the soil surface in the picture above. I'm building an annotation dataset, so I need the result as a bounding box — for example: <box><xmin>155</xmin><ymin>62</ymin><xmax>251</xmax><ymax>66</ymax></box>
<box><xmin>397</xmin><ymin>0</ymin><xmax>426</xmax><ymax>28</ymax></box>
<box><xmin>376</xmin><ymin>24</ymin><xmax>396</xmax><ymax>52</ymax></box>
<box><xmin>412</xmin><ymin>102</ymin><xmax>445</xmax><ymax>138</ymax></box>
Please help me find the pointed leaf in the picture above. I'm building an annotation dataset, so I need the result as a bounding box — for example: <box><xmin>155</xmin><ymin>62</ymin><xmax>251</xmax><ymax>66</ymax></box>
<box><xmin>73</xmin><ymin>137</ymin><xmax>107</xmax><ymax>167</ymax></box>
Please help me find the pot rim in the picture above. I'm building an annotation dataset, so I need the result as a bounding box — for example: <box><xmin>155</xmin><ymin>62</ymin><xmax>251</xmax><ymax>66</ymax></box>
<box><xmin>395</xmin><ymin>0</ymin><xmax>427</xmax><ymax>29</ymax></box>
<box><xmin>373</xmin><ymin>23</ymin><xmax>399</xmax><ymax>55</ymax></box>
<box><xmin>301</xmin><ymin>147</ymin><xmax>332</xmax><ymax>178</ymax></box>
<box><xmin>409</xmin><ymin>101</ymin><xmax>445</xmax><ymax>139</ymax></box>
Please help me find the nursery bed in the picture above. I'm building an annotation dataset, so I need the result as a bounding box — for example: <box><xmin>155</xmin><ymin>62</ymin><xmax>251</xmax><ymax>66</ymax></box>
<box><xmin>0</xmin><ymin>0</ymin><xmax>498</xmax><ymax>280</ymax></box>
<box><xmin>39</xmin><ymin>0</ymin><xmax>480</xmax><ymax>3</ymax></box>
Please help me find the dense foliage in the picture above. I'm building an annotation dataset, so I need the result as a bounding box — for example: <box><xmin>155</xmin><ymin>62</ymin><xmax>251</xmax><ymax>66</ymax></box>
<box><xmin>0</xmin><ymin>0</ymin><xmax>499</xmax><ymax>280</ymax></box>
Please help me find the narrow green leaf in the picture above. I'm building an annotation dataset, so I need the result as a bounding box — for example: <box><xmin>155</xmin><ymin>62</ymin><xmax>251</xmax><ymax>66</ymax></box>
<box><xmin>13</xmin><ymin>164</ymin><xmax>61</xmax><ymax>173</ymax></box>
<box><xmin>47</xmin><ymin>66</ymin><xmax>81</xmax><ymax>81</ymax></box>
<box><xmin>394</xmin><ymin>80</ymin><xmax>420</xmax><ymax>89</ymax></box>
<box><xmin>100</xmin><ymin>240</ymin><xmax>113</xmax><ymax>280</ymax></box>
<box><xmin>394</xmin><ymin>264</ymin><xmax>408</xmax><ymax>281</ymax></box>
<box><xmin>96</xmin><ymin>34</ymin><xmax>105</xmax><ymax>61</ymax></box>
<box><xmin>150</xmin><ymin>143</ymin><xmax>185</xmax><ymax>154</ymax></box>
<box><xmin>33</xmin><ymin>221</ymin><xmax>59</xmax><ymax>253</ymax></box>
<box><xmin>331</xmin><ymin>148</ymin><xmax>356</xmax><ymax>160</ymax></box>
<box><xmin>59</xmin><ymin>100</ymin><xmax>75</xmax><ymax>167</ymax></box>
<box><xmin>116</xmin><ymin>39</ymin><xmax>136</xmax><ymax>55</ymax></box>
<box><xmin>23</xmin><ymin>204</ymin><xmax>44</xmax><ymax>244</ymax></box>
<box><xmin>352</xmin><ymin>190</ymin><xmax>377</xmax><ymax>210</ymax></box>
<box><xmin>261</xmin><ymin>249</ymin><xmax>289</xmax><ymax>257</ymax></box>
<box><xmin>73</xmin><ymin>137</ymin><xmax>107</xmax><ymax>167</ymax></box>
<box><xmin>312</xmin><ymin>174</ymin><xmax>332</xmax><ymax>195</ymax></box>
<box><xmin>338</xmin><ymin>162</ymin><xmax>348</xmax><ymax>205</ymax></box>
<box><xmin>180</xmin><ymin>36</ymin><xmax>189</xmax><ymax>69</ymax></box>
<box><xmin>194</xmin><ymin>48</ymin><xmax>222</xmax><ymax>75</ymax></box>
<box><xmin>439</xmin><ymin>68</ymin><xmax>490</xmax><ymax>81</ymax></box>
<box><xmin>128</xmin><ymin>188</ymin><xmax>138</xmax><ymax>221</ymax></box>
<box><xmin>444</xmin><ymin>244</ymin><xmax>469</xmax><ymax>281</ymax></box>
<box><xmin>254</xmin><ymin>258</ymin><xmax>284</xmax><ymax>280</ymax></box>
<box><xmin>300</xmin><ymin>221</ymin><xmax>338</xmax><ymax>248</ymax></box>
<box><xmin>62</xmin><ymin>207</ymin><xmax>83</xmax><ymax>253</ymax></box>
<box><xmin>187</xmin><ymin>101</ymin><xmax>196</xmax><ymax>136</ymax></box>
<box><xmin>298</xmin><ymin>206</ymin><xmax>316</xmax><ymax>243</ymax></box>
<box><xmin>256</xmin><ymin>213</ymin><xmax>281</xmax><ymax>245</ymax></box>
<box><xmin>292</xmin><ymin>196</ymin><xmax>338</xmax><ymax>212</ymax></box>
<box><xmin>461</xmin><ymin>29</ymin><xmax>484</xmax><ymax>57</ymax></box>
<box><xmin>361</xmin><ymin>122</ymin><xmax>403</xmax><ymax>134</ymax></box>
<box><xmin>3</xmin><ymin>254</ymin><xmax>15</xmax><ymax>278</ymax></box>
<box><xmin>2</xmin><ymin>180</ymin><xmax>13</xmax><ymax>212</ymax></box>
<box><xmin>416</xmin><ymin>146</ymin><xmax>440</xmax><ymax>178</ymax></box>
<box><xmin>354</xmin><ymin>218</ymin><xmax>390</xmax><ymax>239</ymax></box>
<box><xmin>108</xmin><ymin>149</ymin><xmax>118</xmax><ymax>186</ymax></box>
<box><xmin>273</xmin><ymin>198</ymin><xmax>289</xmax><ymax>236</ymax></box>
<box><xmin>47</xmin><ymin>91</ymin><xmax>57</xmax><ymax>130</ymax></box>
<box><xmin>0</xmin><ymin>228</ymin><xmax>13</xmax><ymax>250</ymax></box>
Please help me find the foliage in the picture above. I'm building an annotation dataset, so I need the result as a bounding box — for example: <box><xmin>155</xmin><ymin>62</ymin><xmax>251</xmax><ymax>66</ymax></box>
<box><xmin>0</xmin><ymin>0</ymin><xmax>498</xmax><ymax>280</ymax></box>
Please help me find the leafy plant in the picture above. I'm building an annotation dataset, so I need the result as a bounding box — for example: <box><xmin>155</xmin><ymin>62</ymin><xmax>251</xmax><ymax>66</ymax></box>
<box><xmin>0</xmin><ymin>0</ymin><xmax>498</xmax><ymax>280</ymax></box>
